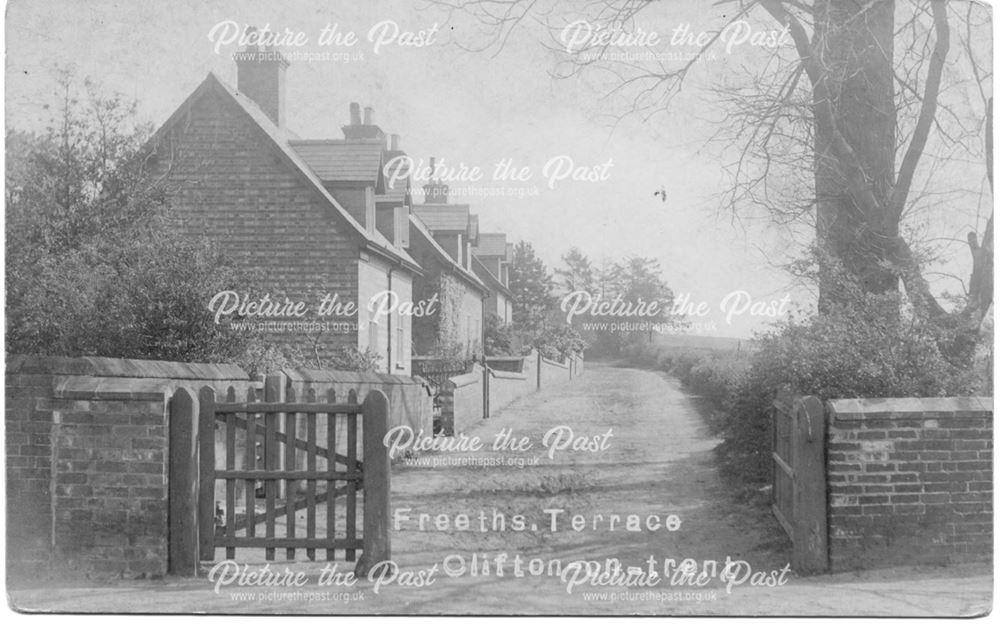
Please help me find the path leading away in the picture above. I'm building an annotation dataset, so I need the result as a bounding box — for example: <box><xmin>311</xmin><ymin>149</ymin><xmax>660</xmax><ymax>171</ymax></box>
<box><xmin>9</xmin><ymin>364</ymin><xmax>991</xmax><ymax>615</ymax></box>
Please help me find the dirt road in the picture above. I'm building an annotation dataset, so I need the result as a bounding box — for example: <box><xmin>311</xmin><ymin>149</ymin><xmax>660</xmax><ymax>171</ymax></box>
<box><xmin>9</xmin><ymin>364</ymin><xmax>991</xmax><ymax>615</ymax></box>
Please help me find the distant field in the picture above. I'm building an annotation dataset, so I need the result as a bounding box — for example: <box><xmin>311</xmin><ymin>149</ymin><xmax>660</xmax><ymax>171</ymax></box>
<box><xmin>651</xmin><ymin>333</ymin><xmax>751</xmax><ymax>353</ymax></box>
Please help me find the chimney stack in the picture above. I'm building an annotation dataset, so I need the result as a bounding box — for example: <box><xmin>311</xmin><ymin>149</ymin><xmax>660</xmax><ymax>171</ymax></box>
<box><xmin>342</xmin><ymin>102</ymin><xmax>385</xmax><ymax>140</ymax></box>
<box><xmin>423</xmin><ymin>156</ymin><xmax>449</xmax><ymax>204</ymax></box>
<box><xmin>390</xmin><ymin>134</ymin><xmax>400</xmax><ymax>152</ymax></box>
<box><xmin>235</xmin><ymin>27</ymin><xmax>289</xmax><ymax>127</ymax></box>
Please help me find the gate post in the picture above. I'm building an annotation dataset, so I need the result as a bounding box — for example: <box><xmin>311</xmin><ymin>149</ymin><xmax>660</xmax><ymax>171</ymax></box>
<box><xmin>168</xmin><ymin>388</ymin><xmax>199</xmax><ymax>576</ymax></box>
<box><xmin>793</xmin><ymin>396</ymin><xmax>829</xmax><ymax>573</ymax></box>
<box><xmin>356</xmin><ymin>390</ymin><xmax>391</xmax><ymax>577</ymax></box>
<box><xmin>198</xmin><ymin>386</ymin><xmax>217</xmax><ymax>562</ymax></box>
<box><xmin>482</xmin><ymin>363</ymin><xmax>490</xmax><ymax>419</ymax></box>
<box><xmin>264</xmin><ymin>373</ymin><xmax>288</xmax><ymax>496</ymax></box>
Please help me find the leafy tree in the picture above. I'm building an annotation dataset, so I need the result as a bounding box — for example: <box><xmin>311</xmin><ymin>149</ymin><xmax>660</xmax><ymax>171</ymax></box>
<box><xmin>554</xmin><ymin>247</ymin><xmax>596</xmax><ymax>295</ymax></box>
<box><xmin>5</xmin><ymin>72</ymin><xmax>261</xmax><ymax>364</ymax></box>
<box><xmin>509</xmin><ymin>240</ymin><xmax>555</xmax><ymax>332</ymax></box>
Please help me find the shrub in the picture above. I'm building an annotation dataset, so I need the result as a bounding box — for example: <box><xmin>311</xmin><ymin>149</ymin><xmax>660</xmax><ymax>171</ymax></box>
<box><xmin>630</xmin><ymin>295</ymin><xmax>979</xmax><ymax>485</ymax></box>
<box><xmin>484</xmin><ymin>313</ymin><xmax>520</xmax><ymax>356</ymax></box>
<box><xmin>531</xmin><ymin>323</ymin><xmax>586</xmax><ymax>361</ymax></box>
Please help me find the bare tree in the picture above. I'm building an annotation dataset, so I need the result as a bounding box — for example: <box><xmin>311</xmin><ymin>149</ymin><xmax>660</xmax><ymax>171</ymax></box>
<box><xmin>434</xmin><ymin>0</ymin><xmax>993</xmax><ymax>350</ymax></box>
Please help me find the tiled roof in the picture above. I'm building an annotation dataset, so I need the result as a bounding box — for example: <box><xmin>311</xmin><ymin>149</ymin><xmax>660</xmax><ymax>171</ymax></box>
<box><xmin>471</xmin><ymin>255</ymin><xmax>511</xmax><ymax>297</ymax></box>
<box><xmin>289</xmin><ymin>140</ymin><xmax>384</xmax><ymax>183</ymax></box>
<box><xmin>377</xmin><ymin>151</ymin><xmax>410</xmax><ymax>203</ymax></box>
<box><xmin>473</xmin><ymin>233</ymin><xmax>508</xmax><ymax>257</ymax></box>
<box><xmin>409</xmin><ymin>213</ymin><xmax>487</xmax><ymax>293</ymax></box>
<box><xmin>412</xmin><ymin>204</ymin><xmax>471</xmax><ymax>232</ymax></box>
<box><xmin>150</xmin><ymin>73</ymin><xmax>419</xmax><ymax>271</ymax></box>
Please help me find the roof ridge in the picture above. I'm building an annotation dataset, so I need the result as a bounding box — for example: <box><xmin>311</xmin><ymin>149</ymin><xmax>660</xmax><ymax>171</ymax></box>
<box><xmin>172</xmin><ymin>73</ymin><xmax>419</xmax><ymax>271</ymax></box>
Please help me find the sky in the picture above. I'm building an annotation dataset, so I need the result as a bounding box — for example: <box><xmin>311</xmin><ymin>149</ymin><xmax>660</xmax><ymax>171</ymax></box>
<box><xmin>5</xmin><ymin>0</ymin><xmax>992</xmax><ymax>338</ymax></box>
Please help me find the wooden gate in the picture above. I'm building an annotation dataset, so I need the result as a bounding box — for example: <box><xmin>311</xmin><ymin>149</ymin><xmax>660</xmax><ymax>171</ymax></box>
<box><xmin>195</xmin><ymin>385</ymin><xmax>391</xmax><ymax>574</ymax></box>
<box><xmin>770</xmin><ymin>392</ymin><xmax>828</xmax><ymax>574</ymax></box>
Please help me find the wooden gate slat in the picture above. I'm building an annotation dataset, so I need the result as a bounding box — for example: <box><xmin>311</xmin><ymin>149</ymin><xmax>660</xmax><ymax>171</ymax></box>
<box><xmin>306</xmin><ymin>408</ymin><xmax>317</xmax><ymax>562</ymax></box>
<box><xmin>225</xmin><ymin>411</ymin><xmax>236</xmax><ymax>560</ymax></box>
<box><xmin>346</xmin><ymin>404</ymin><xmax>358</xmax><ymax>562</ymax></box>
<box><xmin>264</xmin><ymin>407</ymin><xmax>277</xmax><ymax>561</ymax></box>
<box><xmin>326</xmin><ymin>390</ymin><xmax>338</xmax><ymax>561</ymax></box>
<box><xmin>244</xmin><ymin>405</ymin><xmax>257</xmax><ymax>539</ymax></box>
<box><xmin>285</xmin><ymin>396</ymin><xmax>297</xmax><ymax>561</ymax></box>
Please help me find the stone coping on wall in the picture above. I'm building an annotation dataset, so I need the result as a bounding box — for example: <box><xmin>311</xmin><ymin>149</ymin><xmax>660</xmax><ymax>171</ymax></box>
<box><xmin>52</xmin><ymin>377</ymin><xmax>170</xmax><ymax>402</ymax></box>
<box><xmin>7</xmin><ymin>354</ymin><xmax>248</xmax><ymax>381</ymax></box>
<box><xmin>540</xmin><ymin>357</ymin><xmax>569</xmax><ymax>369</ymax></box>
<box><xmin>486</xmin><ymin>356</ymin><xmax>527</xmax><ymax>363</ymax></box>
<box><xmin>490</xmin><ymin>369</ymin><xmax>528</xmax><ymax>381</ymax></box>
<box><xmin>283</xmin><ymin>367</ymin><xmax>422</xmax><ymax>385</ymax></box>
<box><xmin>827</xmin><ymin>397</ymin><xmax>993</xmax><ymax>421</ymax></box>
<box><xmin>448</xmin><ymin>367</ymin><xmax>482</xmax><ymax>389</ymax></box>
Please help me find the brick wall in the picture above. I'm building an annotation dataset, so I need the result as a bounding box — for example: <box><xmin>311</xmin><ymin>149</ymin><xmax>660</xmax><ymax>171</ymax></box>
<box><xmin>50</xmin><ymin>389</ymin><xmax>169</xmax><ymax>578</ymax></box>
<box><xmin>439</xmin><ymin>352</ymin><xmax>585</xmax><ymax>435</ymax></box>
<box><xmin>6</xmin><ymin>366</ymin><xmax>58</xmax><ymax>571</ymax></box>
<box><xmin>149</xmin><ymin>83</ymin><xmax>361</xmax><ymax>357</ymax></box>
<box><xmin>6</xmin><ymin>355</ymin><xmax>251</xmax><ymax>580</ymax></box>
<box><xmin>539</xmin><ymin>356</ymin><xmax>571</xmax><ymax>388</ymax></box>
<box><xmin>282</xmin><ymin>367</ymin><xmax>433</xmax><ymax>441</ymax></box>
<box><xmin>446</xmin><ymin>366</ymin><xmax>485</xmax><ymax>436</ymax></box>
<box><xmin>826</xmin><ymin>397</ymin><xmax>993</xmax><ymax>571</ymax></box>
<box><xmin>488</xmin><ymin>370</ymin><xmax>532</xmax><ymax>413</ymax></box>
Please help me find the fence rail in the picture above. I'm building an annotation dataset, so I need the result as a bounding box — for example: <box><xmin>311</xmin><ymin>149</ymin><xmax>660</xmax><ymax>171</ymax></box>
<box><xmin>411</xmin><ymin>357</ymin><xmax>472</xmax><ymax>388</ymax></box>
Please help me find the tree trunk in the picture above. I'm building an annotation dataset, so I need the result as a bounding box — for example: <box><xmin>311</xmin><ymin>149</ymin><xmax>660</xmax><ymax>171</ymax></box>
<box><xmin>813</xmin><ymin>0</ymin><xmax>898</xmax><ymax>310</ymax></box>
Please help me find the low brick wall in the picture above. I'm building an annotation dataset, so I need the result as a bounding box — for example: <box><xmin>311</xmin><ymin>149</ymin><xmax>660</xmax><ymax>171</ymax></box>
<box><xmin>489</xmin><ymin>370</ymin><xmax>532</xmax><ymax>413</ymax></box>
<box><xmin>826</xmin><ymin>397</ymin><xmax>993</xmax><ymax>571</ymax></box>
<box><xmin>485</xmin><ymin>356</ymin><xmax>526</xmax><ymax>373</ymax></box>
<box><xmin>283</xmin><ymin>368</ymin><xmax>433</xmax><ymax>435</ymax></box>
<box><xmin>570</xmin><ymin>352</ymin><xmax>584</xmax><ymax>377</ymax></box>
<box><xmin>441</xmin><ymin>352</ymin><xmax>585</xmax><ymax>434</ymax></box>
<box><xmin>280</xmin><ymin>368</ymin><xmax>434</xmax><ymax>464</ymax></box>
<box><xmin>539</xmin><ymin>356</ymin><xmax>571</xmax><ymax>388</ymax></box>
<box><xmin>6</xmin><ymin>355</ymin><xmax>250</xmax><ymax>579</ymax></box>
<box><xmin>445</xmin><ymin>366</ymin><xmax>485</xmax><ymax>436</ymax></box>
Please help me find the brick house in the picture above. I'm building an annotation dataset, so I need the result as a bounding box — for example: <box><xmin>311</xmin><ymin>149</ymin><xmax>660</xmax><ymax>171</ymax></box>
<box><xmin>410</xmin><ymin>175</ymin><xmax>488</xmax><ymax>358</ymax></box>
<box><xmin>146</xmin><ymin>48</ymin><xmax>420</xmax><ymax>374</ymax></box>
<box><xmin>472</xmin><ymin>233</ymin><xmax>514</xmax><ymax>325</ymax></box>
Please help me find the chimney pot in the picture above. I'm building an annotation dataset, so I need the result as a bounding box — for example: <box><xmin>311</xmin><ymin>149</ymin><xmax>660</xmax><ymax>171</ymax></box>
<box><xmin>363</xmin><ymin>106</ymin><xmax>374</xmax><ymax>125</ymax></box>
<box><xmin>349</xmin><ymin>102</ymin><xmax>361</xmax><ymax>126</ymax></box>
<box><xmin>390</xmin><ymin>134</ymin><xmax>400</xmax><ymax>151</ymax></box>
